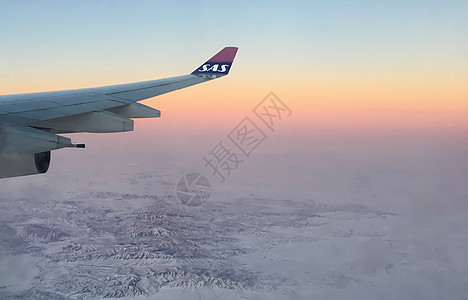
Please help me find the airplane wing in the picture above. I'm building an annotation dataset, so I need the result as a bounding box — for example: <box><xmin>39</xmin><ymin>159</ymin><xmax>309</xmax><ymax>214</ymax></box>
<box><xmin>0</xmin><ymin>47</ymin><xmax>238</xmax><ymax>179</ymax></box>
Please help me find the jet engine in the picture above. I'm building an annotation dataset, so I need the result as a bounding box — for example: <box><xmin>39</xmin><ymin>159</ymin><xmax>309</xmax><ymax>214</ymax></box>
<box><xmin>0</xmin><ymin>151</ymin><xmax>51</xmax><ymax>179</ymax></box>
<box><xmin>0</xmin><ymin>126</ymin><xmax>82</xmax><ymax>179</ymax></box>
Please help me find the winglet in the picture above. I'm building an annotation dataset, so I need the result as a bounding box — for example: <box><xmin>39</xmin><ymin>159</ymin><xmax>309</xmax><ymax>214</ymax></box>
<box><xmin>191</xmin><ymin>47</ymin><xmax>238</xmax><ymax>78</ymax></box>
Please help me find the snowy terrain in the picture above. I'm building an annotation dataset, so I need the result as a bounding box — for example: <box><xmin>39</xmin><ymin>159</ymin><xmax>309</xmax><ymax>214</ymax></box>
<box><xmin>1</xmin><ymin>130</ymin><xmax>468</xmax><ymax>299</ymax></box>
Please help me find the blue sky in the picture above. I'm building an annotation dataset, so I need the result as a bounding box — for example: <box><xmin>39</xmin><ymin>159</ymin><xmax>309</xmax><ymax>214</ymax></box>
<box><xmin>1</xmin><ymin>0</ymin><xmax>467</xmax><ymax>75</ymax></box>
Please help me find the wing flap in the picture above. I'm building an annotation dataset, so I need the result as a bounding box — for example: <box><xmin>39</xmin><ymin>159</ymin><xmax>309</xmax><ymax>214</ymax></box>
<box><xmin>107</xmin><ymin>103</ymin><xmax>161</xmax><ymax>118</ymax></box>
<box><xmin>12</xmin><ymin>99</ymin><xmax>125</xmax><ymax>122</ymax></box>
<box><xmin>32</xmin><ymin>111</ymin><xmax>134</xmax><ymax>133</ymax></box>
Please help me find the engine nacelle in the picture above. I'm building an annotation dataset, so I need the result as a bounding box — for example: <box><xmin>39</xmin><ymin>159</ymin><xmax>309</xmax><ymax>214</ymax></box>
<box><xmin>0</xmin><ymin>151</ymin><xmax>51</xmax><ymax>179</ymax></box>
<box><xmin>0</xmin><ymin>126</ymin><xmax>73</xmax><ymax>154</ymax></box>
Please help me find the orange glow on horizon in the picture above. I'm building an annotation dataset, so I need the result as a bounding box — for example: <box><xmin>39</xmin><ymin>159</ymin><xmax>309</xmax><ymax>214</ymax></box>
<box><xmin>1</xmin><ymin>61</ymin><xmax>467</xmax><ymax>138</ymax></box>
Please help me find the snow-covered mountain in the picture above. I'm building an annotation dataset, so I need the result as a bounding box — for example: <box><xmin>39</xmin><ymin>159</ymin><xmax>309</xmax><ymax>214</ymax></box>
<box><xmin>1</xmin><ymin>144</ymin><xmax>467</xmax><ymax>299</ymax></box>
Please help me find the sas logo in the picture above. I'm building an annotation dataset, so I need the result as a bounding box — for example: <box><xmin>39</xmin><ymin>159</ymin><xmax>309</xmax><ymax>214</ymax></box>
<box><xmin>198</xmin><ymin>64</ymin><xmax>230</xmax><ymax>73</ymax></box>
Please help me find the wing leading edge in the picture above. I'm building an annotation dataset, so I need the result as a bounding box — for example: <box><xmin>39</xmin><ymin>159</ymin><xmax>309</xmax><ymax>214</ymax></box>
<box><xmin>0</xmin><ymin>47</ymin><xmax>238</xmax><ymax>179</ymax></box>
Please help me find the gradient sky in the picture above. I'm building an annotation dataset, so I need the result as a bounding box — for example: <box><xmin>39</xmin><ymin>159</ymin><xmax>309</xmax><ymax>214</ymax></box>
<box><xmin>2</xmin><ymin>2</ymin><xmax>468</xmax><ymax>297</ymax></box>
<box><xmin>2</xmin><ymin>4</ymin><xmax>468</xmax><ymax>298</ymax></box>
<box><xmin>1</xmin><ymin>0</ymin><xmax>467</xmax><ymax>153</ymax></box>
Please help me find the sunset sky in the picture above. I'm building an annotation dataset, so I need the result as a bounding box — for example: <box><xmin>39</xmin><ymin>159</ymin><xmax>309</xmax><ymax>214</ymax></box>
<box><xmin>3</xmin><ymin>4</ymin><xmax>468</xmax><ymax>299</ymax></box>
<box><xmin>3</xmin><ymin>2</ymin><xmax>468</xmax><ymax>298</ymax></box>
<box><xmin>1</xmin><ymin>0</ymin><xmax>467</xmax><ymax>159</ymax></box>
